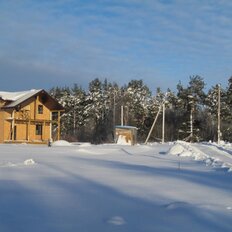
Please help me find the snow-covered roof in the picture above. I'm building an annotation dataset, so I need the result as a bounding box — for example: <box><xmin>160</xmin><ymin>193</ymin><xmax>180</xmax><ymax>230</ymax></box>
<box><xmin>0</xmin><ymin>89</ymin><xmax>41</xmax><ymax>101</ymax></box>
<box><xmin>0</xmin><ymin>89</ymin><xmax>64</xmax><ymax>110</ymax></box>
<box><xmin>7</xmin><ymin>89</ymin><xmax>43</xmax><ymax>108</ymax></box>
<box><xmin>0</xmin><ymin>89</ymin><xmax>42</xmax><ymax>108</ymax></box>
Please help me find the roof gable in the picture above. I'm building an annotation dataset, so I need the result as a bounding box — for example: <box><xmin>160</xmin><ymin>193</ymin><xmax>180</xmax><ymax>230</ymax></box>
<box><xmin>0</xmin><ymin>90</ymin><xmax>39</xmax><ymax>101</ymax></box>
<box><xmin>0</xmin><ymin>89</ymin><xmax>64</xmax><ymax>111</ymax></box>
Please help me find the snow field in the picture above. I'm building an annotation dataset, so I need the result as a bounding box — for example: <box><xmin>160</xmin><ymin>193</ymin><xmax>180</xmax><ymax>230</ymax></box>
<box><xmin>0</xmin><ymin>142</ymin><xmax>231</xmax><ymax>232</ymax></box>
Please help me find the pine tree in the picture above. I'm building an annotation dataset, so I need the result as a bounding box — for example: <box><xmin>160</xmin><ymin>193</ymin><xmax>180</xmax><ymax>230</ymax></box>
<box><xmin>71</xmin><ymin>84</ymin><xmax>88</xmax><ymax>140</ymax></box>
<box><xmin>86</xmin><ymin>78</ymin><xmax>113</xmax><ymax>143</ymax></box>
<box><xmin>56</xmin><ymin>87</ymin><xmax>73</xmax><ymax>139</ymax></box>
<box><xmin>121</xmin><ymin>80</ymin><xmax>152</xmax><ymax>141</ymax></box>
<box><xmin>205</xmin><ymin>84</ymin><xmax>228</xmax><ymax>141</ymax></box>
<box><xmin>176</xmin><ymin>76</ymin><xmax>206</xmax><ymax>141</ymax></box>
<box><xmin>224</xmin><ymin>77</ymin><xmax>232</xmax><ymax>141</ymax></box>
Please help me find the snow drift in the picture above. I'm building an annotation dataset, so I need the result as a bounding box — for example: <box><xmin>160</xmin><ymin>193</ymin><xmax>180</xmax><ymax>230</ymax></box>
<box><xmin>169</xmin><ymin>141</ymin><xmax>232</xmax><ymax>172</ymax></box>
<box><xmin>52</xmin><ymin>140</ymin><xmax>73</xmax><ymax>146</ymax></box>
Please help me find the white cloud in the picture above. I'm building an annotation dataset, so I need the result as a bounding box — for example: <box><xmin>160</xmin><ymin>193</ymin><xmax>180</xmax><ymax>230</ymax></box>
<box><xmin>0</xmin><ymin>0</ymin><xmax>231</xmax><ymax>90</ymax></box>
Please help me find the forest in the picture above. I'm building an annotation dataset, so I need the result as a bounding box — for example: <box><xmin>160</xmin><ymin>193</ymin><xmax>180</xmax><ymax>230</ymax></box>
<box><xmin>49</xmin><ymin>76</ymin><xmax>232</xmax><ymax>143</ymax></box>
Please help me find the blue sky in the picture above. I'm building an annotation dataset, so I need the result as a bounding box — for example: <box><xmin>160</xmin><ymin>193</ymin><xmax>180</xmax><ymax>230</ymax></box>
<box><xmin>0</xmin><ymin>0</ymin><xmax>232</xmax><ymax>92</ymax></box>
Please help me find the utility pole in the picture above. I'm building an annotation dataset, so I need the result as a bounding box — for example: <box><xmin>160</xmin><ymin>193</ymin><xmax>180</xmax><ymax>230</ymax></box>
<box><xmin>188</xmin><ymin>95</ymin><xmax>194</xmax><ymax>142</ymax></box>
<box><xmin>145</xmin><ymin>92</ymin><xmax>169</xmax><ymax>145</ymax></box>
<box><xmin>73</xmin><ymin>109</ymin><xmax>76</xmax><ymax>136</ymax></box>
<box><xmin>145</xmin><ymin>104</ymin><xmax>162</xmax><ymax>144</ymax></box>
<box><xmin>73</xmin><ymin>99</ymin><xmax>77</xmax><ymax>136</ymax></box>
<box><xmin>190</xmin><ymin>105</ymin><xmax>193</xmax><ymax>140</ymax></box>
<box><xmin>217</xmin><ymin>84</ymin><xmax>221</xmax><ymax>144</ymax></box>
<box><xmin>162</xmin><ymin>102</ymin><xmax>165</xmax><ymax>143</ymax></box>
<box><xmin>121</xmin><ymin>105</ymin><xmax>124</xmax><ymax>126</ymax></box>
<box><xmin>113</xmin><ymin>92</ymin><xmax>116</xmax><ymax>127</ymax></box>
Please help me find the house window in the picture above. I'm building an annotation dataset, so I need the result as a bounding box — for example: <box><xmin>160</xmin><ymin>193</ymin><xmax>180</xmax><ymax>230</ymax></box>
<box><xmin>52</xmin><ymin>112</ymin><xmax>58</xmax><ymax>121</ymax></box>
<box><xmin>36</xmin><ymin>124</ymin><xmax>43</xmax><ymax>135</ymax></box>
<box><xmin>38</xmin><ymin>105</ymin><xmax>43</xmax><ymax>114</ymax></box>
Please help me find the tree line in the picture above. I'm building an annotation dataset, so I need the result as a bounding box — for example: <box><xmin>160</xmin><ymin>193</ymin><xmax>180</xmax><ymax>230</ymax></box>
<box><xmin>49</xmin><ymin>76</ymin><xmax>232</xmax><ymax>143</ymax></box>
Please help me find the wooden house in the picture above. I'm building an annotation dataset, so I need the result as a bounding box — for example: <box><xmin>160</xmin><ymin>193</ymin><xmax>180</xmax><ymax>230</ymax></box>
<box><xmin>0</xmin><ymin>89</ymin><xmax>64</xmax><ymax>144</ymax></box>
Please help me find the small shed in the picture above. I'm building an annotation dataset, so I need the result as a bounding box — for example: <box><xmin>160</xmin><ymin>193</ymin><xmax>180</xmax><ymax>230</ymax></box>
<box><xmin>115</xmin><ymin>126</ymin><xmax>138</xmax><ymax>145</ymax></box>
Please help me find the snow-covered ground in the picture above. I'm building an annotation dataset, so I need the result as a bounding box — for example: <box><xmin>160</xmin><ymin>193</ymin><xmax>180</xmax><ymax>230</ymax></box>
<box><xmin>0</xmin><ymin>141</ymin><xmax>231</xmax><ymax>232</ymax></box>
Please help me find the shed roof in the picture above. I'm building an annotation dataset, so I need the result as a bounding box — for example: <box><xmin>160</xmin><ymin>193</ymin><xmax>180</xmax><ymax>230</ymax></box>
<box><xmin>115</xmin><ymin>125</ymin><xmax>138</xmax><ymax>130</ymax></box>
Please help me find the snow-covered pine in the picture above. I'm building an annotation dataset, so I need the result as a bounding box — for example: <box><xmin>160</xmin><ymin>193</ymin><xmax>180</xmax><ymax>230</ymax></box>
<box><xmin>48</xmin><ymin>76</ymin><xmax>232</xmax><ymax>143</ymax></box>
<box><xmin>85</xmin><ymin>78</ymin><xmax>113</xmax><ymax>142</ymax></box>
<box><xmin>50</xmin><ymin>86</ymin><xmax>88</xmax><ymax>141</ymax></box>
<box><xmin>123</xmin><ymin>80</ymin><xmax>152</xmax><ymax>130</ymax></box>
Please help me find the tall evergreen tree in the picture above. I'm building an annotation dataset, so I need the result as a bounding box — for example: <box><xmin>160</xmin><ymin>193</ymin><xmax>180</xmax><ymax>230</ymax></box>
<box><xmin>205</xmin><ymin>84</ymin><xmax>228</xmax><ymax>141</ymax></box>
<box><xmin>224</xmin><ymin>77</ymin><xmax>232</xmax><ymax>141</ymax></box>
<box><xmin>71</xmin><ymin>84</ymin><xmax>88</xmax><ymax>140</ymax></box>
<box><xmin>122</xmin><ymin>80</ymin><xmax>152</xmax><ymax>141</ymax></box>
<box><xmin>86</xmin><ymin>78</ymin><xmax>113</xmax><ymax>143</ymax></box>
<box><xmin>176</xmin><ymin>76</ymin><xmax>206</xmax><ymax>141</ymax></box>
